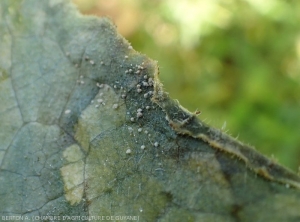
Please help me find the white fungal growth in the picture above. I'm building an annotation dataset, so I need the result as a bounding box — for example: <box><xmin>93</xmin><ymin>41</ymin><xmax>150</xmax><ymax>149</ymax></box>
<box><xmin>144</xmin><ymin>75</ymin><xmax>147</xmax><ymax>79</ymax></box>
<box><xmin>121</xmin><ymin>94</ymin><xmax>126</xmax><ymax>99</ymax></box>
<box><xmin>97</xmin><ymin>99</ymin><xmax>103</xmax><ymax>103</ymax></box>
<box><xmin>95</xmin><ymin>104</ymin><xmax>99</xmax><ymax>108</ymax></box>
<box><xmin>112</xmin><ymin>104</ymin><xmax>118</xmax><ymax>109</ymax></box>
<box><xmin>136</xmin><ymin>70</ymin><xmax>140</xmax><ymax>74</ymax></box>
<box><xmin>154</xmin><ymin>142</ymin><xmax>159</xmax><ymax>147</ymax></box>
<box><xmin>138</xmin><ymin>128</ymin><xmax>142</xmax><ymax>132</ymax></box>
<box><xmin>125</xmin><ymin>55</ymin><xmax>128</xmax><ymax>59</ymax></box>
<box><xmin>142</xmin><ymin>81</ymin><xmax>149</xmax><ymax>87</ymax></box>
<box><xmin>90</xmin><ymin>60</ymin><xmax>95</xmax><ymax>65</ymax></box>
<box><xmin>148</xmin><ymin>78</ymin><xmax>153</xmax><ymax>86</ymax></box>
<box><xmin>64</xmin><ymin>109</ymin><xmax>71</xmax><ymax>114</ymax></box>
<box><xmin>137</xmin><ymin>112</ymin><xmax>143</xmax><ymax>118</ymax></box>
<box><xmin>126</xmin><ymin>149</ymin><xmax>131</xmax><ymax>154</ymax></box>
<box><xmin>143</xmin><ymin>93</ymin><xmax>148</xmax><ymax>98</ymax></box>
<box><xmin>96</xmin><ymin>83</ymin><xmax>104</xmax><ymax>88</ymax></box>
<box><xmin>141</xmin><ymin>145</ymin><xmax>145</xmax><ymax>150</ymax></box>
<box><xmin>146</xmin><ymin>106</ymin><xmax>150</xmax><ymax>110</ymax></box>
<box><xmin>137</xmin><ymin>88</ymin><xmax>142</xmax><ymax>93</ymax></box>
<box><xmin>137</xmin><ymin>108</ymin><xmax>143</xmax><ymax>112</ymax></box>
<box><xmin>130</xmin><ymin>117</ymin><xmax>135</xmax><ymax>122</ymax></box>
<box><xmin>136</xmin><ymin>84</ymin><xmax>141</xmax><ymax>88</ymax></box>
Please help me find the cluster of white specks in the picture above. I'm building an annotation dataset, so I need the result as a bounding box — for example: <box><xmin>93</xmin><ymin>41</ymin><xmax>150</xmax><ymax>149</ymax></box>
<box><xmin>154</xmin><ymin>142</ymin><xmax>159</xmax><ymax>147</ymax></box>
<box><xmin>130</xmin><ymin>117</ymin><xmax>135</xmax><ymax>122</ymax></box>
<box><xmin>141</xmin><ymin>145</ymin><xmax>145</xmax><ymax>150</ymax></box>
<box><xmin>126</xmin><ymin>149</ymin><xmax>131</xmax><ymax>154</ymax></box>
<box><xmin>138</xmin><ymin>128</ymin><xmax>142</xmax><ymax>132</ymax></box>
<box><xmin>137</xmin><ymin>88</ymin><xmax>142</xmax><ymax>93</ymax></box>
<box><xmin>64</xmin><ymin>109</ymin><xmax>71</xmax><ymax>114</ymax></box>
<box><xmin>124</xmin><ymin>62</ymin><xmax>146</xmax><ymax>75</ymax></box>
<box><xmin>112</xmin><ymin>104</ymin><xmax>118</xmax><ymax>109</ymax></box>
<box><xmin>94</xmin><ymin>96</ymin><xmax>105</xmax><ymax>108</ymax></box>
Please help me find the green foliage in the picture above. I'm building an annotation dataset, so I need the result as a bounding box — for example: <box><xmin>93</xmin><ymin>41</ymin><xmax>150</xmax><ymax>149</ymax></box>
<box><xmin>139</xmin><ymin>1</ymin><xmax>300</xmax><ymax>171</ymax></box>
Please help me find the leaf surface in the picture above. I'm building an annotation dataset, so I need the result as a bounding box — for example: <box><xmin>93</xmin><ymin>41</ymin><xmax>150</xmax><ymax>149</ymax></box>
<box><xmin>1</xmin><ymin>1</ymin><xmax>300</xmax><ymax>221</ymax></box>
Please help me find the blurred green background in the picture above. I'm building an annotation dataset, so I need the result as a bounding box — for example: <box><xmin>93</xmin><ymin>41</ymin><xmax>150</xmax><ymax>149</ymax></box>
<box><xmin>73</xmin><ymin>0</ymin><xmax>300</xmax><ymax>172</ymax></box>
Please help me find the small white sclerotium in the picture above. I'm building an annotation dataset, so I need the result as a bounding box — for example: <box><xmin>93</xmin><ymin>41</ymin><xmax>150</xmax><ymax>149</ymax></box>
<box><xmin>64</xmin><ymin>109</ymin><xmax>71</xmax><ymax>114</ymax></box>
<box><xmin>137</xmin><ymin>113</ymin><xmax>143</xmax><ymax>118</ymax></box>
<box><xmin>126</xmin><ymin>149</ymin><xmax>131</xmax><ymax>154</ymax></box>
<box><xmin>154</xmin><ymin>142</ymin><xmax>159</xmax><ymax>147</ymax></box>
